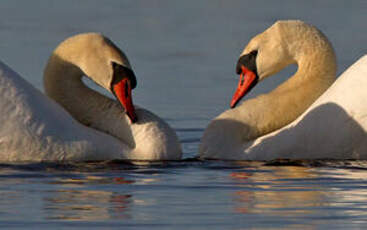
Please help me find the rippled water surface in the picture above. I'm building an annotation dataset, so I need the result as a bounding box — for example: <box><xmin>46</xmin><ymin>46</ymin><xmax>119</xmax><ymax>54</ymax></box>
<box><xmin>0</xmin><ymin>0</ymin><xmax>367</xmax><ymax>229</ymax></box>
<box><xmin>2</xmin><ymin>161</ymin><xmax>367</xmax><ymax>229</ymax></box>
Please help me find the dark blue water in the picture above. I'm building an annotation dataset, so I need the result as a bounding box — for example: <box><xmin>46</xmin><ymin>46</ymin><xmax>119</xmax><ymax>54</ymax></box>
<box><xmin>0</xmin><ymin>0</ymin><xmax>367</xmax><ymax>229</ymax></box>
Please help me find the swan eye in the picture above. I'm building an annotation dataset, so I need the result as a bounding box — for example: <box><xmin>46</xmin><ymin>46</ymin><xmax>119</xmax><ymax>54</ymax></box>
<box><xmin>111</xmin><ymin>62</ymin><xmax>137</xmax><ymax>89</ymax></box>
<box><xmin>236</xmin><ymin>50</ymin><xmax>258</xmax><ymax>75</ymax></box>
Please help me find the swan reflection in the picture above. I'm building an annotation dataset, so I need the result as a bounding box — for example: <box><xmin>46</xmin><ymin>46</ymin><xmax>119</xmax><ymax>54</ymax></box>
<box><xmin>230</xmin><ymin>166</ymin><xmax>367</xmax><ymax>222</ymax></box>
<box><xmin>43</xmin><ymin>175</ymin><xmax>135</xmax><ymax>220</ymax></box>
<box><xmin>44</xmin><ymin>189</ymin><xmax>132</xmax><ymax>220</ymax></box>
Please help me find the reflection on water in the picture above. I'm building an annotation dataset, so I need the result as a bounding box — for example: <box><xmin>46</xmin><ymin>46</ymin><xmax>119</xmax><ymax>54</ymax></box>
<box><xmin>1</xmin><ymin>162</ymin><xmax>367</xmax><ymax>228</ymax></box>
<box><xmin>231</xmin><ymin>167</ymin><xmax>326</xmax><ymax>217</ymax></box>
<box><xmin>42</xmin><ymin>175</ymin><xmax>139</xmax><ymax>221</ymax></box>
<box><xmin>228</xmin><ymin>165</ymin><xmax>367</xmax><ymax>228</ymax></box>
<box><xmin>44</xmin><ymin>190</ymin><xmax>132</xmax><ymax>220</ymax></box>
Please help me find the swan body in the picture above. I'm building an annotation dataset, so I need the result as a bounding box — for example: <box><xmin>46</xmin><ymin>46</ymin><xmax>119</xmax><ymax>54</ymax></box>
<box><xmin>200</xmin><ymin>20</ymin><xmax>367</xmax><ymax>160</ymax></box>
<box><xmin>0</xmin><ymin>33</ymin><xmax>181</xmax><ymax>162</ymax></box>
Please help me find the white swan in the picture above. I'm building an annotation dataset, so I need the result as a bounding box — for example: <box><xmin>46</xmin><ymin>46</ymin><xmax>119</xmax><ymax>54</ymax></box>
<box><xmin>0</xmin><ymin>33</ymin><xmax>182</xmax><ymax>162</ymax></box>
<box><xmin>200</xmin><ymin>20</ymin><xmax>367</xmax><ymax>160</ymax></box>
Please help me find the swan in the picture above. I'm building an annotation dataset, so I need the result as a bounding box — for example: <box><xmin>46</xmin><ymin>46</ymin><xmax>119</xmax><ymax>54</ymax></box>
<box><xmin>199</xmin><ymin>20</ymin><xmax>367</xmax><ymax>160</ymax></box>
<box><xmin>0</xmin><ymin>33</ymin><xmax>182</xmax><ymax>162</ymax></box>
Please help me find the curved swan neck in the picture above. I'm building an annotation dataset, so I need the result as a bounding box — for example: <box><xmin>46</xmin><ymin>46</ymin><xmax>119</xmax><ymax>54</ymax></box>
<box><xmin>209</xmin><ymin>22</ymin><xmax>337</xmax><ymax>142</ymax></box>
<box><xmin>43</xmin><ymin>54</ymin><xmax>136</xmax><ymax>148</ymax></box>
<box><xmin>44</xmin><ymin>55</ymin><xmax>101</xmax><ymax>124</ymax></box>
<box><xmin>275</xmin><ymin>46</ymin><xmax>337</xmax><ymax>95</ymax></box>
<box><xmin>256</xmin><ymin>49</ymin><xmax>336</xmax><ymax>136</ymax></box>
<box><xmin>244</xmin><ymin>22</ymin><xmax>337</xmax><ymax>139</ymax></box>
<box><xmin>200</xmin><ymin>20</ymin><xmax>340</xmax><ymax>159</ymax></box>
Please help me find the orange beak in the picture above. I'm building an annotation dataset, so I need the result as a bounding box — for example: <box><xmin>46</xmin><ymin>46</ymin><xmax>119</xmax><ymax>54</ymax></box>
<box><xmin>230</xmin><ymin>66</ymin><xmax>258</xmax><ymax>108</ymax></box>
<box><xmin>113</xmin><ymin>78</ymin><xmax>137</xmax><ymax>123</ymax></box>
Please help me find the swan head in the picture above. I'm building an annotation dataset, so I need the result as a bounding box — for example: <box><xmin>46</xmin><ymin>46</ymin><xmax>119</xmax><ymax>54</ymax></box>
<box><xmin>231</xmin><ymin>20</ymin><xmax>335</xmax><ymax>108</ymax></box>
<box><xmin>48</xmin><ymin>33</ymin><xmax>138</xmax><ymax>122</ymax></box>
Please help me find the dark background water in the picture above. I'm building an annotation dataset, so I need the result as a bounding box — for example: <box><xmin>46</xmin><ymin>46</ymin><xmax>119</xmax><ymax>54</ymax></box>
<box><xmin>0</xmin><ymin>0</ymin><xmax>367</xmax><ymax>229</ymax></box>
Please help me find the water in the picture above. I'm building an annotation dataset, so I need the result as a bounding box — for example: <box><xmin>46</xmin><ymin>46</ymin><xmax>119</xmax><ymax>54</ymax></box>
<box><xmin>0</xmin><ymin>0</ymin><xmax>367</xmax><ymax>229</ymax></box>
<box><xmin>2</xmin><ymin>161</ymin><xmax>367</xmax><ymax>229</ymax></box>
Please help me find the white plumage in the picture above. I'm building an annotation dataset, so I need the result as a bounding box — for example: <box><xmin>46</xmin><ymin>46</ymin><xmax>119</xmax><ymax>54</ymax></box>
<box><xmin>200</xmin><ymin>20</ymin><xmax>367</xmax><ymax>160</ymax></box>
<box><xmin>0</xmin><ymin>33</ymin><xmax>182</xmax><ymax>162</ymax></box>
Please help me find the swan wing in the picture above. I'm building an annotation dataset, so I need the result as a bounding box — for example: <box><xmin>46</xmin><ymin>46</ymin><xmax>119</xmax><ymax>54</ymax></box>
<box><xmin>0</xmin><ymin>60</ymin><xmax>127</xmax><ymax>162</ymax></box>
<box><xmin>246</xmin><ymin>55</ymin><xmax>367</xmax><ymax>160</ymax></box>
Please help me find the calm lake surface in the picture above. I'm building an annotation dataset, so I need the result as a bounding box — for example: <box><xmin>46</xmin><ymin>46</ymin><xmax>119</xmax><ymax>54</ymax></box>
<box><xmin>0</xmin><ymin>0</ymin><xmax>367</xmax><ymax>229</ymax></box>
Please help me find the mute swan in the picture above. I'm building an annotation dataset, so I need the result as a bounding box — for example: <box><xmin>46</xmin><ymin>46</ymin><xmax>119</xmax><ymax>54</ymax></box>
<box><xmin>0</xmin><ymin>33</ymin><xmax>182</xmax><ymax>162</ymax></box>
<box><xmin>200</xmin><ymin>20</ymin><xmax>367</xmax><ymax>160</ymax></box>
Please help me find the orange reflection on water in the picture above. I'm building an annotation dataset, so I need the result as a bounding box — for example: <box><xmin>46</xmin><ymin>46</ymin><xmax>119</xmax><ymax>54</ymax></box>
<box><xmin>230</xmin><ymin>172</ymin><xmax>251</xmax><ymax>180</ymax></box>
<box><xmin>113</xmin><ymin>177</ymin><xmax>135</xmax><ymax>184</ymax></box>
<box><xmin>49</xmin><ymin>175</ymin><xmax>136</xmax><ymax>186</ymax></box>
<box><xmin>230</xmin><ymin>166</ymin><xmax>327</xmax><ymax>217</ymax></box>
<box><xmin>44</xmin><ymin>189</ymin><xmax>133</xmax><ymax>221</ymax></box>
<box><xmin>44</xmin><ymin>175</ymin><xmax>135</xmax><ymax>221</ymax></box>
